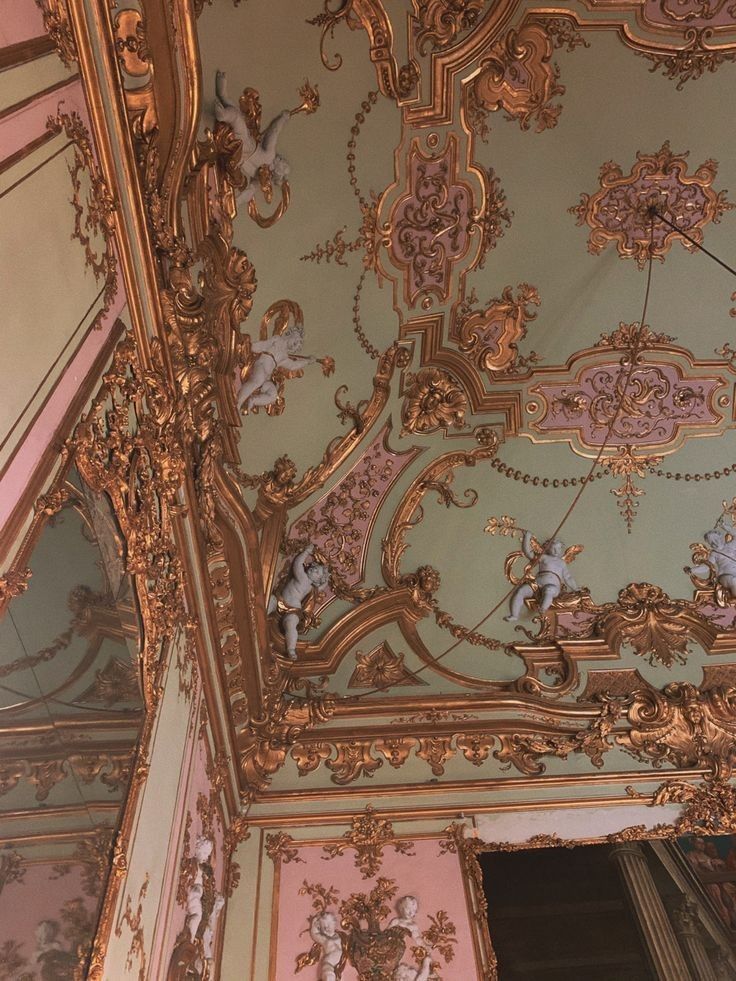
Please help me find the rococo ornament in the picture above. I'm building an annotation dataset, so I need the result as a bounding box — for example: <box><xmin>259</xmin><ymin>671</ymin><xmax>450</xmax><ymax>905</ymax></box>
<box><xmin>496</xmin><ymin>681</ymin><xmax>736</xmax><ymax>780</ymax></box>
<box><xmin>455</xmin><ymin>283</ymin><xmax>541</xmax><ymax>377</ymax></box>
<box><xmin>465</xmin><ymin>20</ymin><xmax>587</xmax><ymax>139</ymax></box>
<box><xmin>400</xmin><ymin>367</ymin><xmax>468</xmax><ymax>435</ymax></box>
<box><xmin>321</xmin><ymin>805</ymin><xmax>416</xmax><ymax>879</ymax></box>
<box><xmin>297</xmin><ymin>876</ymin><xmax>457</xmax><ymax>980</ymax></box>
<box><xmin>570</xmin><ymin>142</ymin><xmax>734</xmax><ymax>267</ymax></box>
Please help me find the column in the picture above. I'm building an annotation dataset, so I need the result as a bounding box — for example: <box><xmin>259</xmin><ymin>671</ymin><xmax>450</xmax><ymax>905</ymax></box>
<box><xmin>609</xmin><ymin>842</ymin><xmax>692</xmax><ymax>981</ymax></box>
<box><xmin>672</xmin><ymin>896</ymin><xmax>717</xmax><ymax>981</ymax></box>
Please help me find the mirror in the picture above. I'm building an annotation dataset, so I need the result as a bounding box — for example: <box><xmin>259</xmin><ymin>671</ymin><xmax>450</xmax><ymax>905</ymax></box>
<box><xmin>0</xmin><ymin>466</ymin><xmax>144</xmax><ymax>978</ymax></box>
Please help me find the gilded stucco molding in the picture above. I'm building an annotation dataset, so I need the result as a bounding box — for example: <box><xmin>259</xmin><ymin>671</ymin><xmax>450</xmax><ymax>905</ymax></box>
<box><xmin>46</xmin><ymin>110</ymin><xmax>118</xmax><ymax>333</ymax></box>
<box><xmin>570</xmin><ymin>142</ymin><xmax>734</xmax><ymax>267</ymax></box>
<box><xmin>35</xmin><ymin>0</ymin><xmax>78</xmax><ymax>67</ymax></box>
<box><xmin>321</xmin><ymin>805</ymin><xmax>416</xmax><ymax>878</ymax></box>
<box><xmin>72</xmin><ymin>332</ymin><xmax>187</xmax><ymax>709</ymax></box>
<box><xmin>308</xmin><ymin>0</ymin><xmax>419</xmax><ymax>101</ymax></box>
<box><xmin>499</xmin><ymin>682</ymin><xmax>736</xmax><ymax>779</ymax></box>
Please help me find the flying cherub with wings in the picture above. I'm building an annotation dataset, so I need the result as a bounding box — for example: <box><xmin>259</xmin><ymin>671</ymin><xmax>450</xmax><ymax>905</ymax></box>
<box><xmin>485</xmin><ymin>520</ymin><xmax>583</xmax><ymax>621</ymax></box>
<box><xmin>236</xmin><ymin>300</ymin><xmax>334</xmax><ymax>415</ymax></box>
<box><xmin>214</xmin><ymin>71</ymin><xmax>318</xmax><ymax>210</ymax></box>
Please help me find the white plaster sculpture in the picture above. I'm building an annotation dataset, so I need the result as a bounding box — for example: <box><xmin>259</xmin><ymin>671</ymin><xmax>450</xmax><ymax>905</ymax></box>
<box><xmin>214</xmin><ymin>71</ymin><xmax>290</xmax><ymax>205</ymax></box>
<box><xmin>236</xmin><ymin>323</ymin><xmax>316</xmax><ymax>413</ymax></box>
<box><xmin>388</xmin><ymin>896</ymin><xmax>423</xmax><ymax>941</ymax></box>
<box><xmin>185</xmin><ymin>835</ymin><xmax>214</xmax><ymax>942</ymax></box>
<box><xmin>394</xmin><ymin>958</ymin><xmax>432</xmax><ymax>981</ymax></box>
<box><xmin>686</xmin><ymin>518</ymin><xmax>736</xmax><ymax>598</ymax></box>
<box><xmin>202</xmin><ymin>892</ymin><xmax>226</xmax><ymax>961</ymax></box>
<box><xmin>268</xmin><ymin>545</ymin><xmax>329</xmax><ymax>659</ymax></box>
<box><xmin>505</xmin><ymin>531</ymin><xmax>580</xmax><ymax>621</ymax></box>
<box><xmin>309</xmin><ymin>910</ymin><xmax>343</xmax><ymax>981</ymax></box>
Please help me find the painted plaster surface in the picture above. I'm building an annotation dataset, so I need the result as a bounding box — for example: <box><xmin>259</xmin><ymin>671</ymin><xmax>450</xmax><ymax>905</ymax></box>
<box><xmin>0</xmin><ymin>862</ymin><xmax>97</xmax><ymax>976</ymax></box>
<box><xmin>0</xmin><ymin>0</ymin><xmax>47</xmax><ymax>47</ymax></box>
<box><xmin>273</xmin><ymin>838</ymin><xmax>479</xmax><ymax>979</ymax></box>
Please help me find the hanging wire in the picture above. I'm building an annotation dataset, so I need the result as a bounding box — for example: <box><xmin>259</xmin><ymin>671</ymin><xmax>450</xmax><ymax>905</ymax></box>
<box><xmin>652</xmin><ymin>208</ymin><xmax>736</xmax><ymax>279</ymax></box>
<box><xmin>339</xmin><ymin>215</ymin><xmax>659</xmax><ymax>701</ymax></box>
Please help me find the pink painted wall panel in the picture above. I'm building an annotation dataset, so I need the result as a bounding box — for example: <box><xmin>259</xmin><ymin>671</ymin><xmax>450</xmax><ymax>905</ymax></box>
<box><xmin>0</xmin><ymin>0</ymin><xmax>47</xmax><ymax>47</ymax></box>
<box><xmin>274</xmin><ymin>837</ymin><xmax>480</xmax><ymax>980</ymax></box>
<box><xmin>149</xmin><ymin>721</ymin><xmax>227</xmax><ymax>975</ymax></box>
<box><xmin>0</xmin><ymin>861</ymin><xmax>99</xmax><ymax>975</ymax></box>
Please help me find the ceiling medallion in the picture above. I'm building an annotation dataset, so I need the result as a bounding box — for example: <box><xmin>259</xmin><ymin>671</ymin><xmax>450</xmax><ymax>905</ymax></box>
<box><xmin>524</xmin><ymin>322</ymin><xmax>731</xmax><ymax>527</ymax></box>
<box><xmin>570</xmin><ymin>142</ymin><xmax>733</xmax><ymax>267</ymax></box>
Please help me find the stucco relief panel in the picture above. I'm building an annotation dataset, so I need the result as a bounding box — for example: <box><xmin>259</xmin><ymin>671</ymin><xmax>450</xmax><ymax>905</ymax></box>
<box><xmin>271</xmin><ymin>834</ymin><xmax>480</xmax><ymax>980</ymax></box>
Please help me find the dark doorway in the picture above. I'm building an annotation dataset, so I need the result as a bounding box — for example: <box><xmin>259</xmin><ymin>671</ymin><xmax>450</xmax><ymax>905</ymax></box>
<box><xmin>480</xmin><ymin>844</ymin><xmax>655</xmax><ymax>980</ymax></box>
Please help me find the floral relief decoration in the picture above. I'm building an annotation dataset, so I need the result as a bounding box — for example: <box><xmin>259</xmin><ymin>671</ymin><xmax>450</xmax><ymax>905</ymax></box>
<box><xmin>569</xmin><ymin>142</ymin><xmax>734</xmax><ymax>267</ymax></box>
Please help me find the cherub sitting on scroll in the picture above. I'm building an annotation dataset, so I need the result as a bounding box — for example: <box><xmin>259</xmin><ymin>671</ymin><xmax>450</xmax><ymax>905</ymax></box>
<box><xmin>237</xmin><ymin>300</ymin><xmax>334</xmax><ymax>415</ymax></box>
<box><xmin>484</xmin><ymin>519</ymin><xmax>583</xmax><ymax>621</ymax></box>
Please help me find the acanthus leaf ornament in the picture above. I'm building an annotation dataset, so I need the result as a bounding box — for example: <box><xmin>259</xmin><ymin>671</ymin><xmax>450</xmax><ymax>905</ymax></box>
<box><xmin>321</xmin><ymin>805</ymin><xmax>415</xmax><ymax>878</ymax></box>
<box><xmin>35</xmin><ymin>0</ymin><xmax>77</xmax><ymax>67</ymax></box>
<box><xmin>570</xmin><ymin>142</ymin><xmax>734</xmax><ymax>267</ymax></box>
<box><xmin>400</xmin><ymin>367</ymin><xmax>468</xmax><ymax>435</ymax></box>
<box><xmin>465</xmin><ymin>21</ymin><xmax>587</xmax><ymax>140</ymax></box>
<box><xmin>586</xmin><ymin>583</ymin><xmax>701</xmax><ymax>667</ymax></box>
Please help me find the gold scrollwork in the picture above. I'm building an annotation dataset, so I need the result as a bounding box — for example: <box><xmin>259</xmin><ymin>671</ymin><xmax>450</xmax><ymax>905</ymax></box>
<box><xmin>47</xmin><ymin>111</ymin><xmax>118</xmax><ymax>333</ymax></box>
<box><xmin>35</xmin><ymin>0</ymin><xmax>77</xmax><ymax>67</ymax></box>
<box><xmin>497</xmin><ymin>681</ymin><xmax>736</xmax><ymax>780</ymax></box>
<box><xmin>321</xmin><ymin>805</ymin><xmax>415</xmax><ymax>878</ymax></box>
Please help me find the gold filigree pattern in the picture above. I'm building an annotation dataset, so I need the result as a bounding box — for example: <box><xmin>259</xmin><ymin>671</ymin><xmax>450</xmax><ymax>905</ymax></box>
<box><xmin>35</xmin><ymin>0</ymin><xmax>77</xmax><ymax>67</ymax></box>
<box><xmin>321</xmin><ymin>805</ymin><xmax>415</xmax><ymax>878</ymax></box>
<box><xmin>414</xmin><ymin>0</ymin><xmax>486</xmax><ymax>54</ymax></box>
<box><xmin>640</xmin><ymin>31</ymin><xmax>736</xmax><ymax>90</ymax></box>
<box><xmin>47</xmin><ymin>110</ymin><xmax>118</xmax><ymax>332</ymax></box>
<box><xmin>570</xmin><ymin>142</ymin><xmax>734</xmax><ymax>267</ymax></box>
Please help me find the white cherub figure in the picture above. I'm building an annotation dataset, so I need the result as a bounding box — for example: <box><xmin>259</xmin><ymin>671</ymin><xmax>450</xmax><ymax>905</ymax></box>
<box><xmin>388</xmin><ymin>895</ymin><xmax>422</xmax><ymax>942</ymax></box>
<box><xmin>185</xmin><ymin>836</ymin><xmax>214</xmax><ymax>941</ymax></box>
<box><xmin>394</xmin><ymin>958</ymin><xmax>432</xmax><ymax>981</ymax></box>
<box><xmin>202</xmin><ymin>891</ymin><xmax>225</xmax><ymax>961</ymax></box>
<box><xmin>236</xmin><ymin>300</ymin><xmax>334</xmax><ymax>416</ymax></box>
<box><xmin>504</xmin><ymin>530</ymin><xmax>581</xmax><ymax>621</ymax></box>
<box><xmin>237</xmin><ymin>323</ymin><xmax>315</xmax><ymax>413</ymax></box>
<box><xmin>268</xmin><ymin>545</ymin><xmax>329</xmax><ymax>659</ymax></box>
<box><xmin>310</xmin><ymin>910</ymin><xmax>343</xmax><ymax>981</ymax></box>
<box><xmin>686</xmin><ymin>518</ymin><xmax>736</xmax><ymax>599</ymax></box>
<box><xmin>214</xmin><ymin>71</ymin><xmax>291</xmax><ymax>205</ymax></box>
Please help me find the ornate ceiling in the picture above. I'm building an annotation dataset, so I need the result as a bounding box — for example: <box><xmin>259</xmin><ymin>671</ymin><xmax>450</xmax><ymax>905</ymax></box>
<box><xmin>171</xmin><ymin>0</ymin><xmax>736</xmax><ymax>802</ymax></box>
<box><xmin>16</xmin><ymin>0</ymin><xmax>736</xmax><ymax>820</ymax></box>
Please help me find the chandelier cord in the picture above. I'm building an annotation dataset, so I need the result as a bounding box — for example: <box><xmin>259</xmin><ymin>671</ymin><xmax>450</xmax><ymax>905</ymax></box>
<box><xmin>342</xmin><ymin>217</ymin><xmax>658</xmax><ymax>700</ymax></box>
<box><xmin>652</xmin><ymin>208</ymin><xmax>736</xmax><ymax>279</ymax></box>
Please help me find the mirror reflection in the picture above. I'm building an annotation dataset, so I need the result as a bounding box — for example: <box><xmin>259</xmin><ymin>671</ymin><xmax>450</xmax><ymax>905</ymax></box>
<box><xmin>0</xmin><ymin>466</ymin><xmax>143</xmax><ymax>978</ymax></box>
